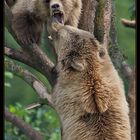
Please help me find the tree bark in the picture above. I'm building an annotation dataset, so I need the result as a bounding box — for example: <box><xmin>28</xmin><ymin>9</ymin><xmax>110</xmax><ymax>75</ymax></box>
<box><xmin>127</xmin><ymin>68</ymin><xmax>136</xmax><ymax>140</ymax></box>
<box><xmin>79</xmin><ymin>0</ymin><xmax>97</xmax><ymax>34</ymax></box>
<box><xmin>79</xmin><ymin>0</ymin><xmax>132</xmax><ymax>78</ymax></box>
<box><xmin>5</xmin><ymin>108</ymin><xmax>43</xmax><ymax>140</ymax></box>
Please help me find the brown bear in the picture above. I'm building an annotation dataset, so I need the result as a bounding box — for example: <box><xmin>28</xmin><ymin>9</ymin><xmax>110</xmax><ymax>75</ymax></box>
<box><xmin>11</xmin><ymin>0</ymin><xmax>82</xmax><ymax>46</ymax></box>
<box><xmin>48</xmin><ymin>22</ymin><xmax>131</xmax><ymax>140</ymax></box>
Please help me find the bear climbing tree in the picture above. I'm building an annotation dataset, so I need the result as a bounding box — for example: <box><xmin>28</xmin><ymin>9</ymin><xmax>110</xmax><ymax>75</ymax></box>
<box><xmin>4</xmin><ymin>0</ymin><xmax>135</xmax><ymax>140</ymax></box>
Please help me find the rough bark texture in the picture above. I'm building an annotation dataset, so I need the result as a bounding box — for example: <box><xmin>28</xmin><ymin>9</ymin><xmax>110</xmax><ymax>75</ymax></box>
<box><xmin>5</xmin><ymin>60</ymin><xmax>52</xmax><ymax>104</ymax></box>
<box><xmin>94</xmin><ymin>0</ymin><xmax>107</xmax><ymax>43</ymax></box>
<box><xmin>79</xmin><ymin>0</ymin><xmax>132</xmax><ymax>79</ymax></box>
<box><xmin>127</xmin><ymin>68</ymin><xmax>136</xmax><ymax>140</ymax></box>
<box><xmin>79</xmin><ymin>0</ymin><xmax>112</xmax><ymax>47</ymax></box>
<box><xmin>108</xmin><ymin>1</ymin><xmax>127</xmax><ymax>74</ymax></box>
<box><xmin>79</xmin><ymin>0</ymin><xmax>97</xmax><ymax>34</ymax></box>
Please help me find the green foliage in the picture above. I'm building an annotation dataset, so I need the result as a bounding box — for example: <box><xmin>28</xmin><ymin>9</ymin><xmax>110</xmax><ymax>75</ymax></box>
<box><xmin>5</xmin><ymin>72</ymin><xmax>13</xmax><ymax>79</ymax></box>
<box><xmin>5</xmin><ymin>103</ymin><xmax>61</xmax><ymax>140</ymax></box>
<box><xmin>129</xmin><ymin>2</ymin><xmax>135</xmax><ymax>19</ymax></box>
<box><xmin>5</xmin><ymin>75</ymin><xmax>38</xmax><ymax>105</ymax></box>
<box><xmin>5</xmin><ymin>71</ymin><xmax>13</xmax><ymax>87</ymax></box>
<box><xmin>116</xmin><ymin>0</ymin><xmax>135</xmax><ymax>67</ymax></box>
<box><xmin>4</xmin><ymin>27</ymin><xmax>20</xmax><ymax>49</ymax></box>
<box><xmin>115</xmin><ymin>0</ymin><xmax>135</xmax><ymax>94</ymax></box>
<box><xmin>41</xmin><ymin>28</ymin><xmax>57</xmax><ymax>64</ymax></box>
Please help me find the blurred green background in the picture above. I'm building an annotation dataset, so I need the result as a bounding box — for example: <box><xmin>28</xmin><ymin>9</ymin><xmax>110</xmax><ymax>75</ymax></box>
<box><xmin>115</xmin><ymin>0</ymin><xmax>135</xmax><ymax>66</ymax></box>
<box><xmin>4</xmin><ymin>0</ymin><xmax>135</xmax><ymax>140</ymax></box>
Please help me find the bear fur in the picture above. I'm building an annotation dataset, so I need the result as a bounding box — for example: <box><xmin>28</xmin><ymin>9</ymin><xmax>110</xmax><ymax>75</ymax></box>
<box><xmin>48</xmin><ymin>22</ymin><xmax>131</xmax><ymax>140</ymax></box>
<box><xmin>11</xmin><ymin>0</ymin><xmax>82</xmax><ymax>46</ymax></box>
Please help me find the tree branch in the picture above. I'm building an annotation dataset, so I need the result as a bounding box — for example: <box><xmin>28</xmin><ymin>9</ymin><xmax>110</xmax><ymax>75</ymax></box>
<box><xmin>122</xmin><ymin>61</ymin><xmax>133</xmax><ymax>80</ymax></box>
<box><xmin>108</xmin><ymin>1</ymin><xmax>133</xmax><ymax>79</ymax></box>
<box><xmin>5</xmin><ymin>60</ymin><xmax>53</xmax><ymax>107</ymax></box>
<box><xmin>103</xmin><ymin>0</ymin><xmax>112</xmax><ymax>47</ymax></box>
<box><xmin>121</xmin><ymin>18</ymin><xmax>136</xmax><ymax>29</ymax></box>
<box><xmin>79</xmin><ymin>0</ymin><xmax>112</xmax><ymax>48</ymax></box>
<box><xmin>79</xmin><ymin>0</ymin><xmax>132</xmax><ymax>80</ymax></box>
<box><xmin>127</xmin><ymin>68</ymin><xmax>136</xmax><ymax>140</ymax></box>
<box><xmin>94</xmin><ymin>0</ymin><xmax>106</xmax><ymax>43</ymax></box>
<box><xmin>79</xmin><ymin>0</ymin><xmax>97</xmax><ymax>34</ymax></box>
<box><xmin>94</xmin><ymin>0</ymin><xmax>112</xmax><ymax>47</ymax></box>
<box><xmin>23</xmin><ymin>44</ymin><xmax>56</xmax><ymax>85</ymax></box>
<box><xmin>5</xmin><ymin>45</ymin><xmax>56</xmax><ymax>86</ymax></box>
<box><xmin>5</xmin><ymin>107</ymin><xmax>43</xmax><ymax>140</ymax></box>
<box><xmin>25</xmin><ymin>102</ymin><xmax>44</xmax><ymax>110</ymax></box>
<box><xmin>5</xmin><ymin>1</ymin><xmax>57</xmax><ymax>86</ymax></box>
<box><xmin>109</xmin><ymin>4</ymin><xmax>135</xmax><ymax>139</ymax></box>
<box><xmin>5</xmin><ymin>47</ymin><xmax>33</xmax><ymax>66</ymax></box>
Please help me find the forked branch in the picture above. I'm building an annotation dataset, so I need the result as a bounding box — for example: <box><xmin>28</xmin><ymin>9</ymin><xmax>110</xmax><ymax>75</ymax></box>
<box><xmin>5</xmin><ymin>60</ymin><xmax>53</xmax><ymax>106</ymax></box>
<box><xmin>5</xmin><ymin>46</ymin><xmax>56</xmax><ymax>86</ymax></box>
<box><xmin>127</xmin><ymin>68</ymin><xmax>136</xmax><ymax>140</ymax></box>
<box><xmin>5</xmin><ymin>47</ymin><xmax>34</xmax><ymax>66</ymax></box>
<box><xmin>22</xmin><ymin>44</ymin><xmax>56</xmax><ymax>85</ymax></box>
<box><xmin>5</xmin><ymin>2</ymin><xmax>56</xmax><ymax>86</ymax></box>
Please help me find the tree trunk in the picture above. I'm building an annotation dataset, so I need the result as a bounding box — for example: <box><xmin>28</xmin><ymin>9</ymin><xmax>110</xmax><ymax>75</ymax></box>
<box><xmin>127</xmin><ymin>68</ymin><xmax>136</xmax><ymax>140</ymax></box>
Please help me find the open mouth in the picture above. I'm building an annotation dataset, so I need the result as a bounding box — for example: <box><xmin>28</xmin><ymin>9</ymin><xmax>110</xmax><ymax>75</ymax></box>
<box><xmin>52</xmin><ymin>10</ymin><xmax>64</xmax><ymax>24</ymax></box>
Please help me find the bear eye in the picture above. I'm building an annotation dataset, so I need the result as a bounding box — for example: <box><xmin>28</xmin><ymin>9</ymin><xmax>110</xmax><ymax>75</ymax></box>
<box><xmin>99</xmin><ymin>49</ymin><xmax>105</xmax><ymax>58</ymax></box>
<box><xmin>45</xmin><ymin>0</ymin><xmax>50</xmax><ymax>3</ymax></box>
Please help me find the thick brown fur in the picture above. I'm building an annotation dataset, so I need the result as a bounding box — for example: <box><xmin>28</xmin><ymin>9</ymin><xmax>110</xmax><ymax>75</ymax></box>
<box><xmin>11</xmin><ymin>0</ymin><xmax>82</xmax><ymax>46</ymax></box>
<box><xmin>48</xmin><ymin>23</ymin><xmax>131</xmax><ymax>140</ymax></box>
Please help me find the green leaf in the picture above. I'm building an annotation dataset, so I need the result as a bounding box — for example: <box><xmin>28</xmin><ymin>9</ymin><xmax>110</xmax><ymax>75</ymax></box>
<box><xmin>5</xmin><ymin>83</ymin><xmax>11</xmax><ymax>87</ymax></box>
<box><xmin>5</xmin><ymin>71</ymin><xmax>13</xmax><ymax>79</ymax></box>
<box><xmin>4</xmin><ymin>27</ymin><xmax>20</xmax><ymax>49</ymax></box>
<box><xmin>9</xmin><ymin>105</ymin><xmax>16</xmax><ymax>113</ymax></box>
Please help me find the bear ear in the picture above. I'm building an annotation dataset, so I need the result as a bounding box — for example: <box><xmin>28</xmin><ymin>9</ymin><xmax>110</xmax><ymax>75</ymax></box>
<box><xmin>71</xmin><ymin>59</ymin><xmax>86</xmax><ymax>71</ymax></box>
<box><xmin>62</xmin><ymin>58</ymin><xmax>87</xmax><ymax>72</ymax></box>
